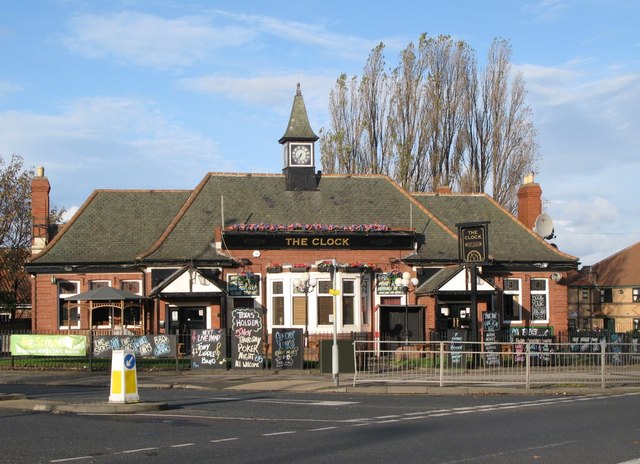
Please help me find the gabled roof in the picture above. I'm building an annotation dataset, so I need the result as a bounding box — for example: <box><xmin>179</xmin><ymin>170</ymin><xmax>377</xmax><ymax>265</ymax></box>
<box><xmin>139</xmin><ymin>173</ymin><xmax>457</xmax><ymax>263</ymax></box>
<box><xmin>409</xmin><ymin>193</ymin><xmax>577</xmax><ymax>268</ymax></box>
<box><xmin>415</xmin><ymin>265</ymin><xmax>498</xmax><ymax>295</ymax></box>
<box><xmin>587</xmin><ymin>241</ymin><xmax>640</xmax><ymax>286</ymax></box>
<box><xmin>28</xmin><ymin>189</ymin><xmax>192</xmax><ymax>266</ymax></box>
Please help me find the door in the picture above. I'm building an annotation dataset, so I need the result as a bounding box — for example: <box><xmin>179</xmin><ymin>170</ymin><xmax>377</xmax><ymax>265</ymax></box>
<box><xmin>168</xmin><ymin>306</ymin><xmax>207</xmax><ymax>355</ymax></box>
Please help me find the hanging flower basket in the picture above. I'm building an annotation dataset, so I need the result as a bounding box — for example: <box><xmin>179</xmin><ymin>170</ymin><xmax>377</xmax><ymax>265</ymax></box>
<box><xmin>290</xmin><ymin>264</ymin><xmax>310</xmax><ymax>272</ymax></box>
<box><xmin>316</xmin><ymin>261</ymin><xmax>333</xmax><ymax>273</ymax></box>
<box><xmin>266</xmin><ymin>264</ymin><xmax>283</xmax><ymax>273</ymax></box>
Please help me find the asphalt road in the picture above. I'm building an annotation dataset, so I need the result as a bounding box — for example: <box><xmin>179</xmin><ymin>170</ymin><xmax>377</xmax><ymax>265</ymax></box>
<box><xmin>1</xmin><ymin>385</ymin><xmax>640</xmax><ymax>464</ymax></box>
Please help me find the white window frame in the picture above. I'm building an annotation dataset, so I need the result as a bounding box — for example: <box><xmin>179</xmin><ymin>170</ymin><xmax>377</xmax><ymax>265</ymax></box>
<box><xmin>503</xmin><ymin>278</ymin><xmax>522</xmax><ymax>322</ymax></box>
<box><xmin>58</xmin><ymin>280</ymin><xmax>81</xmax><ymax>330</ymax></box>
<box><xmin>530</xmin><ymin>278</ymin><xmax>549</xmax><ymax>324</ymax></box>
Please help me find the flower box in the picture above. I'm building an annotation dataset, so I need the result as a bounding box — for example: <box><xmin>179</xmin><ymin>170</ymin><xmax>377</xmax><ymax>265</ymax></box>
<box><xmin>266</xmin><ymin>266</ymin><xmax>282</xmax><ymax>273</ymax></box>
<box><xmin>290</xmin><ymin>266</ymin><xmax>309</xmax><ymax>273</ymax></box>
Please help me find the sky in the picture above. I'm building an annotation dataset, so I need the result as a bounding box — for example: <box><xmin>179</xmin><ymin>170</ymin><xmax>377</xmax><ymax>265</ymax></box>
<box><xmin>1</xmin><ymin>0</ymin><xmax>638</xmax><ymax>266</ymax></box>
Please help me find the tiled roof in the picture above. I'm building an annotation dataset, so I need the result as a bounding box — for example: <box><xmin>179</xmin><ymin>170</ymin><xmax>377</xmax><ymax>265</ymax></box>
<box><xmin>411</xmin><ymin>193</ymin><xmax>577</xmax><ymax>266</ymax></box>
<box><xmin>141</xmin><ymin>173</ymin><xmax>457</xmax><ymax>262</ymax></box>
<box><xmin>27</xmin><ymin>174</ymin><xmax>579</xmax><ymax>269</ymax></box>
<box><xmin>29</xmin><ymin>190</ymin><xmax>192</xmax><ymax>265</ymax></box>
<box><xmin>588</xmin><ymin>241</ymin><xmax>640</xmax><ymax>286</ymax></box>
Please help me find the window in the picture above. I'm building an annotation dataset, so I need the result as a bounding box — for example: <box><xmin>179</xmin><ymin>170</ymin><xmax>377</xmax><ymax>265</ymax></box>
<box><xmin>600</xmin><ymin>288</ymin><xmax>613</xmax><ymax>303</ymax></box>
<box><xmin>90</xmin><ymin>280</ymin><xmax>109</xmax><ymax>289</ymax></box>
<box><xmin>58</xmin><ymin>281</ymin><xmax>80</xmax><ymax>329</ymax></box>
<box><xmin>272</xmin><ymin>281</ymin><xmax>284</xmax><ymax>325</ymax></box>
<box><xmin>581</xmin><ymin>289</ymin><xmax>589</xmax><ymax>300</ymax></box>
<box><xmin>530</xmin><ymin>278</ymin><xmax>549</xmax><ymax>323</ymax></box>
<box><xmin>503</xmin><ymin>278</ymin><xmax>522</xmax><ymax>322</ymax></box>
<box><xmin>633</xmin><ymin>288</ymin><xmax>640</xmax><ymax>303</ymax></box>
<box><xmin>317</xmin><ymin>280</ymin><xmax>334</xmax><ymax>325</ymax></box>
<box><xmin>121</xmin><ymin>280</ymin><xmax>141</xmax><ymax>294</ymax></box>
<box><xmin>342</xmin><ymin>279</ymin><xmax>355</xmax><ymax>326</ymax></box>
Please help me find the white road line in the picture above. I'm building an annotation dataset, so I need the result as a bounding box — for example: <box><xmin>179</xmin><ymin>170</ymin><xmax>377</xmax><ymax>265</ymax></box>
<box><xmin>309</xmin><ymin>426</ymin><xmax>338</xmax><ymax>431</ymax></box>
<box><xmin>170</xmin><ymin>443</ymin><xmax>195</xmax><ymax>448</ymax></box>
<box><xmin>120</xmin><ymin>448</ymin><xmax>159</xmax><ymax>454</ymax></box>
<box><xmin>210</xmin><ymin>438</ymin><xmax>239</xmax><ymax>443</ymax></box>
<box><xmin>263</xmin><ymin>431</ymin><xmax>297</xmax><ymax>436</ymax></box>
<box><xmin>50</xmin><ymin>457</ymin><xmax>93</xmax><ymax>463</ymax></box>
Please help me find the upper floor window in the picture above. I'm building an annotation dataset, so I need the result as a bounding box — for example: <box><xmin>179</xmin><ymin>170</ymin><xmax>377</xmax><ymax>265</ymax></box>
<box><xmin>581</xmin><ymin>289</ymin><xmax>589</xmax><ymax>300</ymax></box>
<box><xmin>503</xmin><ymin>278</ymin><xmax>522</xmax><ymax>322</ymax></box>
<box><xmin>121</xmin><ymin>280</ymin><xmax>141</xmax><ymax>295</ymax></box>
<box><xmin>633</xmin><ymin>288</ymin><xmax>640</xmax><ymax>303</ymax></box>
<box><xmin>600</xmin><ymin>288</ymin><xmax>613</xmax><ymax>303</ymax></box>
<box><xmin>90</xmin><ymin>280</ymin><xmax>109</xmax><ymax>290</ymax></box>
<box><xmin>530</xmin><ymin>278</ymin><xmax>549</xmax><ymax>323</ymax></box>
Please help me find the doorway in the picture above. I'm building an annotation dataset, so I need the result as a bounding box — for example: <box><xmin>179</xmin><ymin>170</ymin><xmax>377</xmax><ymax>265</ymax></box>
<box><xmin>379</xmin><ymin>305</ymin><xmax>424</xmax><ymax>346</ymax></box>
<box><xmin>168</xmin><ymin>306</ymin><xmax>207</xmax><ymax>355</ymax></box>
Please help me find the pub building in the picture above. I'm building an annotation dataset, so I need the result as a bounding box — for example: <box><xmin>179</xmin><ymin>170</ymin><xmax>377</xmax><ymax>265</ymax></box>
<box><xmin>26</xmin><ymin>84</ymin><xmax>579</xmax><ymax>356</ymax></box>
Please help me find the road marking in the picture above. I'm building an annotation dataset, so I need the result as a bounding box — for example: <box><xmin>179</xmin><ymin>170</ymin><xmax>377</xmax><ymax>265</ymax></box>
<box><xmin>250</xmin><ymin>399</ymin><xmax>359</xmax><ymax>406</ymax></box>
<box><xmin>309</xmin><ymin>426</ymin><xmax>338</xmax><ymax>431</ymax></box>
<box><xmin>120</xmin><ymin>447</ymin><xmax>160</xmax><ymax>454</ymax></box>
<box><xmin>210</xmin><ymin>438</ymin><xmax>239</xmax><ymax>443</ymax></box>
<box><xmin>171</xmin><ymin>443</ymin><xmax>195</xmax><ymax>448</ymax></box>
<box><xmin>50</xmin><ymin>457</ymin><xmax>93</xmax><ymax>463</ymax></box>
<box><xmin>263</xmin><ymin>431</ymin><xmax>297</xmax><ymax>436</ymax></box>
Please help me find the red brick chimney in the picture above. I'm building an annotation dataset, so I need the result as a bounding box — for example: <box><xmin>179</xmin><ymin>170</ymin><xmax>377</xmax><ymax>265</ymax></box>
<box><xmin>517</xmin><ymin>172</ymin><xmax>542</xmax><ymax>230</ymax></box>
<box><xmin>31</xmin><ymin>166</ymin><xmax>50</xmax><ymax>255</ymax></box>
<box><xmin>435</xmin><ymin>185</ymin><xmax>452</xmax><ymax>194</ymax></box>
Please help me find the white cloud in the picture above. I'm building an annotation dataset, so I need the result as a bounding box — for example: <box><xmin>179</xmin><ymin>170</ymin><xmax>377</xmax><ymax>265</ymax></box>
<box><xmin>63</xmin><ymin>12</ymin><xmax>255</xmax><ymax>68</ymax></box>
<box><xmin>0</xmin><ymin>97</ymin><xmax>225</xmax><ymax>209</ymax></box>
<box><xmin>179</xmin><ymin>73</ymin><xmax>336</xmax><ymax>113</ymax></box>
<box><xmin>0</xmin><ymin>80</ymin><xmax>21</xmax><ymax>98</ymax></box>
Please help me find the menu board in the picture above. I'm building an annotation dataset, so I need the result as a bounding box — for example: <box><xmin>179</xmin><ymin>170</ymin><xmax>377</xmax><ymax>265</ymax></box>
<box><xmin>482</xmin><ymin>312</ymin><xmax>501</xmax><ymax>367</ymax></box>
<box><xmin>448</xmin><ymin>329</ymin><xmax>467</xmax><ymax>367</ymax></box>
<box><xmin>231</xmin><ymin>307</ymin><xmax>264</xmax><ymax>369</ymax></box>
<box><xmin>531</xmin><ymin>294</ymin><xmax>547</xmax><ymax>321</ymax></box>
<box><xmin>191</xmin><ymin>329</ymin><xmax>226</xmax><ymax>369</ymax></box>
<box><xmin>514</xmin><ymin>335</ymin><xmax>554</xmax><ymax>364</ymax></box>
<box><xmin>271</xmin><ymin>328</ymin><xmax>303</xmax><ymax>369</ymax></box>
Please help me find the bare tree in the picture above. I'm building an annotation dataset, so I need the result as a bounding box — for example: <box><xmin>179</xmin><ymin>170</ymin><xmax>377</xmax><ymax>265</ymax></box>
<box><xmin>0</xmin><ymin>155</ymin><xmax>64</xmax><ymax>319</ymax></box>
<box><xmin>320</xmin><ymin>73</ymin><xmax>362</xmax><ymax>174</ymax></box>
<box><xmin>460</xmin><ymin>39</ymin><xmax>538</xmax><ymax>213</ymax></box>
<box><xmin>321</xmin><ymin>35</ymin><xmax>539</xmax><ymax>212</ymax></box>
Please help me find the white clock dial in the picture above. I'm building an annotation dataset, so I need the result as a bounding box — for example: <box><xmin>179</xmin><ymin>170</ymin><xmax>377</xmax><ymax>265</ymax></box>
<box><xmin>291</xmin><ymin>145</ymin><xmax>311</xmax><ymax>165</ymax></box>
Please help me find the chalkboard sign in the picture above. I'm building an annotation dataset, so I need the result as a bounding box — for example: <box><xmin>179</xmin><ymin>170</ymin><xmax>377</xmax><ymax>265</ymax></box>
<box><xmin>608</xmin><ymin>333</ymin><xmax>625</xmax><ymax>365</ymax></box>
<box><xmin>514</xmin><ymin>335</ymin><xmax>554</xmax><ymax>365</ymax></box>
<box><xmin>191</xmin><ymin>329</ymin><xmax>226</xmax><ymax>369</ymax></box>
<box><xmin>447</xmin><ymin>329</ymin><xmax>468</xmax><ymax>367</ymax></box>
<box><xmin>231</xmin><ymin>307</ymin><xmax>264</xmax><ymax>369</ymax></box>
<box><xmin>271</xmin><ymin>328</ymin><xmax>304</xmax><ymax>369</ymax></box>
<box><xmin>93</xmin><ymin>334</ymin><xmax>175</xmax><ymax>358</ymax></box>
<box><xmin>530</xmin><ymin>294</ymin><xmax>547</xmax><ymax>321</ymax></box>
<box><xmin>482</xmin><ymin>312</ymin><xmax>500</xmax><ymax>367</ymax></box>
<box><xmin>569</xmin><ymin>331</ymin><xmax>605</xmax><ymax>353</ymax></box>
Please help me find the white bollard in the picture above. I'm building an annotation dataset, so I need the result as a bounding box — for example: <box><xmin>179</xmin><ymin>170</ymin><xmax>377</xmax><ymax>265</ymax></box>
<box><xmin>109</xmin><ymin>349</ymin><xmax>139</xmax><ymax>403</ymax></box>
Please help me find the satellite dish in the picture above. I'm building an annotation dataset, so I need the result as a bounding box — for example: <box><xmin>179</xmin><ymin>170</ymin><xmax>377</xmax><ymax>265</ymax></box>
<box><xmin>534</xmin><ymin>213</ymin><xmax>555</xmax><ymax>240</ymax></box>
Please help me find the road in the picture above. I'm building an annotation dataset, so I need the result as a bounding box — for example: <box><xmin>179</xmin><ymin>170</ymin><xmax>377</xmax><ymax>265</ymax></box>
<box><xmin>1</xmin><ymin>385</ymin><xmax>639</xmax><ymax>463</ymax></box>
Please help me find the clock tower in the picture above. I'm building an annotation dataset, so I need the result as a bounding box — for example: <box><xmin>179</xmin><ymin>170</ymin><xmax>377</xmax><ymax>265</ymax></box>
<box><xmin>279</xmin><ymin>83</ymin><xmax>319</xmax><ymax>191</ymax></box>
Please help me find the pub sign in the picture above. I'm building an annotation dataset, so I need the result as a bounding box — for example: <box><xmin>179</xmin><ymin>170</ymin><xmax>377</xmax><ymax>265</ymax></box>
<box><xmin>457</xmin><ymin>222</ymin><xmax>489</xmax><ymax>263</ymax></box>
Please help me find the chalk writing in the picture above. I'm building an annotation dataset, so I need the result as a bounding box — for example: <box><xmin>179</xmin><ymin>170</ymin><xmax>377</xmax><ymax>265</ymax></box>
<box><xmin>191</xmin><ymin>329</ymin><xmax>226</xmax><ymax>369</ymax></box>
<box><xmin>272</xmin><ymin>329</ymin><xmax>303</xmax><ymax>369</ymax></box>
<box><xmin>231</xmin><ymin>307</ymin><xmax>264</xmax><ymax>369</ymax></box>
<box><xmin>92</xmin><ymin>335</ymin><xmax>176</xmax><ymax>358</ymax></box>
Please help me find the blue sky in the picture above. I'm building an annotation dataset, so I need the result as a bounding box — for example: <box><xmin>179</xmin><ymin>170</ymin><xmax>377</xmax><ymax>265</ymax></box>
<box><xmin>1</xmin><ymin>0</ymin><xmax>638</xmax><ymax>266</ymax></box>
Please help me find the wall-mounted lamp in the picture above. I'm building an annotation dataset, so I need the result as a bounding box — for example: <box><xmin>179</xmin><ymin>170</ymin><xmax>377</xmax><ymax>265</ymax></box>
<box><xmin>50</xmin><ymin>275</ymin><xmax>57</xmax><ymax>284</ymax></box>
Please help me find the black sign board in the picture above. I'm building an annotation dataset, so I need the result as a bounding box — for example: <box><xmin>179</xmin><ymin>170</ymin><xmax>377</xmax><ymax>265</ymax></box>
<box><xmin>191</xmin><ymin>329</ymin><xmax>226</xmax><ymax>369</ymax></box>
<box><xmin>222</xmin><ymin>231</ymin><xmax>415</xmax><ymax>250</ymax></box>
<box><xmin>93</xmin><ymin>334</ymin><xmax>176</xmax><ymax>358</ymax></box>
<box><xmin>482</xmin><ymin>312</ymin><xmax>501</xmax><ymax>367</ymax></box>
<box><xmin>231</xmin><ymin>307</ymin><xmax>264</xmax><ymax>369</ymax></box>
<box><xmin>271</xmin><ymin>328</ymin><xmax>304</xmax><ymax>370</ymax></box>
<box><xmin>447</xmin><ymin>329</ymin><xmax>468</xmax><ymax>367</ymax></box>
<box><xmin>514</xmin><ymin>335</ymin><xmax>555</xmax><ymax>365</ymax></box>
<box><xmin>457</xmin><ymin>222</ymin><xmax>489</xmax><ymax>263</ymax></box>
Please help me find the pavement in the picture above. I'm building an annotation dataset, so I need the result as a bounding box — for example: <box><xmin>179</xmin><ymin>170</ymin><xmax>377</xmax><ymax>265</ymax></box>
<box><xmin>0</xmin><ymin>368</ymin><xmax>638</xmax><ymax>414</ymax></box>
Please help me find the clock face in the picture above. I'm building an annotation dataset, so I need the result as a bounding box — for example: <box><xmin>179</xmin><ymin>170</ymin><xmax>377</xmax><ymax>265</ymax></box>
<box><xmin>290</xmin><ymin>144</ymin><xmax>312</xmax><ymax>166</ymax></box>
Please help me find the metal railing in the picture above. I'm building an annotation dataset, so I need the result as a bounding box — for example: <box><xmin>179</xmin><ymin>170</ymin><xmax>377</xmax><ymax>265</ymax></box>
<box><xmin>353</xmin><ymin>340</ymin><xmax>640</xmax><ymax>389</ymax></box>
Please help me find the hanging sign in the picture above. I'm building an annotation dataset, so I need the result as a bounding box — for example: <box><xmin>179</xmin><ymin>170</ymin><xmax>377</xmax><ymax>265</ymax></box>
<box><xmin>457</xmin><ymin>222</ymin><xmax>490</xmax><ymax>263</ymax></box>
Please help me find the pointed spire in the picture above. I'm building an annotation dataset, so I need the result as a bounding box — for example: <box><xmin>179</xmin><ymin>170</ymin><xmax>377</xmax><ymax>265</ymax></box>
<box><xmin>278</xmin><ymin>83</ymin><xmax>319</xmax><ymax>143</ymax></box>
